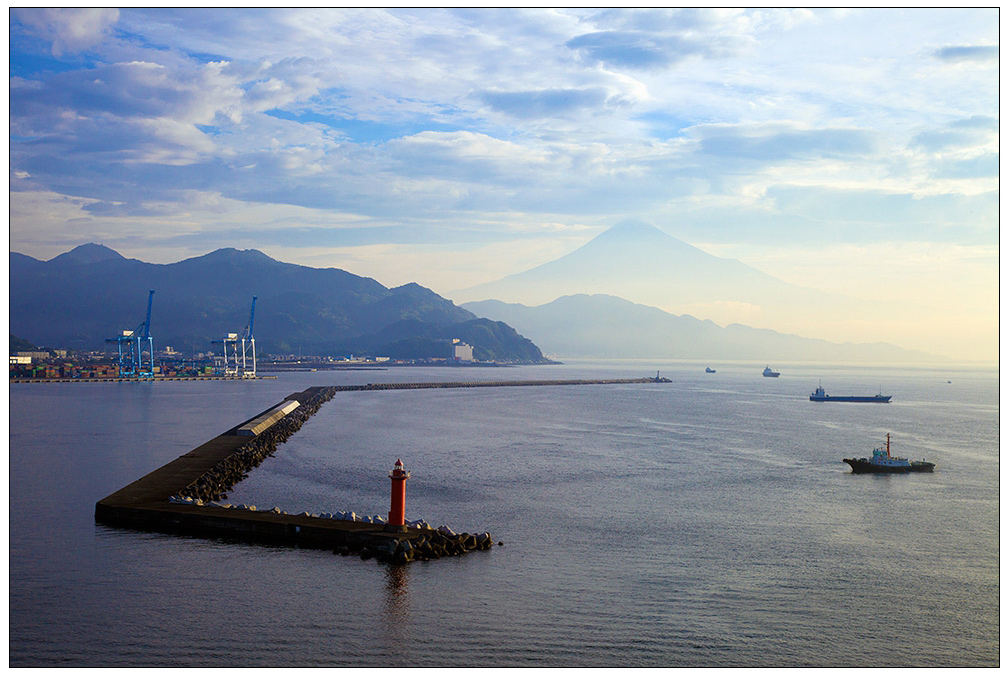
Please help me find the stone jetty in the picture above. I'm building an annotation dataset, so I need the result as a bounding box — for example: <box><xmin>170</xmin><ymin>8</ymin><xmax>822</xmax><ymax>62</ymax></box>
<box><xmin>95</xmin><ymin>377</ymin><xmax>663</xmax><ymax>562</ymax></box>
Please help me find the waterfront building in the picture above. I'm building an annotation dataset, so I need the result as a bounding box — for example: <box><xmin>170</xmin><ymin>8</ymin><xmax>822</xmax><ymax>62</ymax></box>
<box><xmin>452</xmin><ymin>340</ymin><xmax>474</xmax><ymax>362</ymax></box>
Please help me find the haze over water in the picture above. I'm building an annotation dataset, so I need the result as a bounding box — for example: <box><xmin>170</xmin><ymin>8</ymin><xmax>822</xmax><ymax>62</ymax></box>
<box><xmin>9</xmin><ymin>362</ymin><xmax>998</xmax><ymax>667</ymax></box>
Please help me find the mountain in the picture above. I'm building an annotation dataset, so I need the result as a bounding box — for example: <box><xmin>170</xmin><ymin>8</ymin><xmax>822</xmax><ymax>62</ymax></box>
<box><xmin>9</xmin><ymin>334</ymin><xmax>38</xmax><ymax>353</ymax></box>
<box><xmin>48</xmin><ymin>242</ymin><xmax>126</xmax><ymax>266</ymax></box>
<box><xmin>453</xmin><ymin>219</ymin><xmax>892</xmax><ymax>346</ymax></box>
<box><xmin>9</xmin><ymin>244</ymin><xmax>548</xmax><ymax>362</ymax></box>
<box><xmin>463</xmin><ymin>294</ymin><xmax>940</xmax><ymax>362</ymax></box>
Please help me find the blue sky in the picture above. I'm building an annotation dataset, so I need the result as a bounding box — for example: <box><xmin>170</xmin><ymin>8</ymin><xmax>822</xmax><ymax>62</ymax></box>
<box><xmin>8</xmin><ymin>8</ymin><xmax>1000</xmax><ymax>360</ymax></box>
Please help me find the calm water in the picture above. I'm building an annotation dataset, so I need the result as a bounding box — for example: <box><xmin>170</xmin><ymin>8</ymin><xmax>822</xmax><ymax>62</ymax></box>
<box><xmin>9</xmin><ymin>361</ymin><xmax>1000</xmax><ymax>667</ymax></box>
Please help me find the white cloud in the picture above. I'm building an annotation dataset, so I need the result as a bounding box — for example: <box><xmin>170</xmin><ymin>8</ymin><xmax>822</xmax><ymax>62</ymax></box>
<box><xmin>12</xmin><ymin>8</ymin><xmax>120</xmax><ymax>56</ymax></box>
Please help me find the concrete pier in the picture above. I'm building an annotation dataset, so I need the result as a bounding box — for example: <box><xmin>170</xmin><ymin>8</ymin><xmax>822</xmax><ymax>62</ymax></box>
<box><xmin>94</xmin><ymin>386</ymin><xmax>383</xmax><ymax>550</ymax></box>
<box><xmin>94</xmin><ymin>377</ymin><xmax>665</xmax><ymax>557</ymax></box>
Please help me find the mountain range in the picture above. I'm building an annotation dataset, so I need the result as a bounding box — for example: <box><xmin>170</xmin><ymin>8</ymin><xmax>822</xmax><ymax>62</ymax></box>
<box><xmin>9</xmin><ymin>244</ymin><xmax>547</xmax><ymax>362</ymax></box>
<box><xmin>463</xmin><ymin>294</ymin><xmax>938</xmax><ymax>363</ymax></box>
<box><xmin>453</xmin><ymin>219</ymin><xmax>896</xmax><ymax>347</ymax></box>
<box><xmin>11</xmin><ymin>233</ymin><xmax>943</xmax><ymax>364</ymax></box>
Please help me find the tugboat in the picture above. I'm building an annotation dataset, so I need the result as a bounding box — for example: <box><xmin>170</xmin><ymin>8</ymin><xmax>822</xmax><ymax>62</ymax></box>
<box><xmin>843</xmin><ymin>434</ymin><xmax>934</xmax><ymax>473</ymax></box>
<box><xmin>810</xmin><ymin>383</ymin><xmax>891</xmax><ymax>403</ymax></box>
<box><xmin>763</xmin><ymin>365</ymin><xmax>780</xmax><ymax>377</ymax></box>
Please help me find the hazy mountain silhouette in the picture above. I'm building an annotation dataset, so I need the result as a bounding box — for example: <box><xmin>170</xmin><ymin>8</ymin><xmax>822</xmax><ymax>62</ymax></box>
<box><xmin>453</xmin><ymin>219</ymin><xmax>890</xmax><ymax>344</ymax></box>
<box><xmin>463</xmin><ymin>294</ymin><xmax>940</xmax><ymax>362</ymax></box>
<box><xmin>9</xmin><ymin>244</ymin><xmax>548</xmax><ymax>362</ymax></box>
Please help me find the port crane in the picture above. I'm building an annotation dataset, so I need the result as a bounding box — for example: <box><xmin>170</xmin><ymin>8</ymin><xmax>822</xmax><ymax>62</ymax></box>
<box><xmin>106</xmin><ymin>289</ymin><xmax>155</xmax><ymax>378</ymax></box>
<box><xmin>213</xmin><ymin>296</ymin><xmax>257</xmax><ymax>378</ymax></box>
<box><xmin>240</xmin><ymin>296</ymin><xmax>257</xmax><ymax>378</ymax></box>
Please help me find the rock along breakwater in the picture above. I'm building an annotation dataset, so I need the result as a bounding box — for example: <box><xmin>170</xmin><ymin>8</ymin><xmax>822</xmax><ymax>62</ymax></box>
<box><xmin>95</xmin><ymin>377</ymin><xmax>664</xmax><ymax>563</ymax></box>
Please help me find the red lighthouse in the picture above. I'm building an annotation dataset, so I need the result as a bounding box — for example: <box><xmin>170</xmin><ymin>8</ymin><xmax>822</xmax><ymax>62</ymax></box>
<box><xmin>387</xmin><ymin>459</ymin><xmax>411</xmax><ymax>531</ymax></box>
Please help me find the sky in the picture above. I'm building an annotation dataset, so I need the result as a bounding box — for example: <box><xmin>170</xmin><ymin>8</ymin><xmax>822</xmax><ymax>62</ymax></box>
<box><xmin>8</xmin><ymin>8</ymin><xmax>1000</xmax><ymax>361</ymax></box>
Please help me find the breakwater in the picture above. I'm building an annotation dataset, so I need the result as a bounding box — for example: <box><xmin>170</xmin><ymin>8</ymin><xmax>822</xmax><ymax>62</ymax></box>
<box><xmin>95</xmin><ymin>377</ymin><xmax>666</xmax><ymax>563</ymax></box>
<box><xmin>330</xmin><ymin>377</ymin><xmax>662</xmax><ymax>392</ymax></box>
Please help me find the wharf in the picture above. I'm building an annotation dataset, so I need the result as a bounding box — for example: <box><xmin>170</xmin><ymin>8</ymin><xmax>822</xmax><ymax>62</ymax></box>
<box><xmin>94</xmin><ymin>377</ymin><xmax>665</xmax><ymax>556</ymax></box>
<box><xmin>12</xmin><ymin>375</ymin><xmax>277</xmax><ymax>384</ymax></box>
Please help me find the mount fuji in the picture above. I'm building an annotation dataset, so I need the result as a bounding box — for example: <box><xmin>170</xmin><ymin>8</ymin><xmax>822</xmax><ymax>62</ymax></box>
<box><xmin>452</xmin><ymin>219</ymin><xmax>890</xmax><ymax>346</ymax></box>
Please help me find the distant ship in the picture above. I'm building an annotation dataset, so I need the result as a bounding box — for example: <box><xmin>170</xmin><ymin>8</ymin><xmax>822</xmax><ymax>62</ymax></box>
<box><xmin>705</xmin><ymin>367</ymin><xmax>716</xmax><ymax>373</ymax></box>
<box><xmin>810</xmin><ymin>384</ymin><xmax>891</xmax><ymax>403</ymax></box>
<box><xmin>762</xmin><ymin>366</ymin><xmax>780</xmax><ymax>377</ymax></box>
<box><xmin>843</xmin><ymin>434</ymin><xmax>934</xmax><ymax>474</ymax></box>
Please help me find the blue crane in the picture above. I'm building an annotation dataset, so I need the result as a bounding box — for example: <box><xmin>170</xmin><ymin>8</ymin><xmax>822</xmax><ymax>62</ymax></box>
<box><xmin>106</xmin><ymin>290</ymin><xmax>155</xmax><ymax>378</ymax></box>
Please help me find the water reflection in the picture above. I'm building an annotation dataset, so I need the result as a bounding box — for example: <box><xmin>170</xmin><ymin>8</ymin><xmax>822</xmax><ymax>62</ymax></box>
<box><xmin>378</xmin><ymin>564</ymin><xmax>408</xmax><ymax>656</ymax></box>
<box><xmin>381</xmin><ymin>564</ymin><xmax>412</xmax><ymax>651</ymax></box>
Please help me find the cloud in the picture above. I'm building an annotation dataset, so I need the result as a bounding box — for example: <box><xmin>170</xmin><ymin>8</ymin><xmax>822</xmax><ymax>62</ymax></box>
<box><xmin>907</xmin><ymin>116</ymin><xmax>999</xmax><ymax>183</ymax></box>
<box><xmin>11</xmin><ymin>56</ymin><xmax>328</xmax><ymax>131</ymax></box>
<box><xmin>480</xmin><ymin>88</ymin><xmax>611</xmax><ymax>119</ymax></box>
<box><xmin>934</xmin><ymin>45</ymin><xmax>999</xmax><ymax>62</ymax></box>
<box><xmin>566</xmin><ymin>30</ymin><xmax>729</xmax><ymax>69</ymax></box>
<box><xmin>932</xmin><ymin>153</ymin><xmax>1000</xmax><ymax>179</ymax></box>
<box><xmin>10</xmin><ymin>61</ymin><xmax>243</xmax><ymax>170</ymax></box>
<box><xmin>386</xmin><ymin>131</ymin><xmax>555</xmax><ymax>177</ymax></box>
<box><xmin>949</xmin><ymin>115</ymin><xmax>1000</xmax><ymax>130</ymax></box>
<box><xmin>9</xmin><ymin>53</ymin><xmax>338</xmax><ymax>179</ymax></box>
<box><xmin>587</xmin><ymin>8</ymin><xmax>745</xmax><ymax>32</ymax></box>
<box><xmin>8</xmin><ymin>11</ymin><xmax>1000</xmax><ymax>257</ymax></box>
<box><xmin>238</xmin><ymin>58</ymin><xmax>326</xmax><ymax>114</ymax></box>
<box><xmin>11</xmin><ymin>59</ymin><xmax>240</xmax><ymax>129</ymax></box>
<box><xmin>911</xmin><ymin>116</ymin><xmax>999</xmax><ymax>152</ymax></box>
<box><xmin>11</xmin><ymin>8</ymin><xmax>120</xmax><ymax>57</ymax></box>
<box><xmin>760</xmin><ymin>186</ymin><xmax>999</xmax><ymax>241</ymax></box>
<box><xmin>696</xmin><ymin>126</ymin><xmax>877</xmax><ymax>162</ymax></box>
<box><xmin>565</xmin><ymin>8</ymin><xmax>757</xmax><ymax>69</ymax></box>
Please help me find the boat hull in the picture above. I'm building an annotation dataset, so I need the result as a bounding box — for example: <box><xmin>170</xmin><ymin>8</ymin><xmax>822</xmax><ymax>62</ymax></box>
<box><xmin>843</xmin><ymin>458</ymin><xmax>935</xmax><ymax>473</ymax></box>
<box><xmin>812</xmin><ymin>395</ymin><xmax>891</xmax><ymax>403</ymax></box>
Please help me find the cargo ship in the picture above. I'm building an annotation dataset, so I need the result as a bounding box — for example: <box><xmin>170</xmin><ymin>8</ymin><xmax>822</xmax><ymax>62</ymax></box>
<box><xmin>843</xmin><ymin>434</ymin><xmax>934</xmax><ymax>473</ymax></box>
<box><xmin>763</xmin><ymin>366</ymin><xmax>780</xmax><ymax>377</ymax></box>
<box><xmin>810</xmin><ymin>384</ymin><xmax>891</xmax><ymax>403</ymax></box>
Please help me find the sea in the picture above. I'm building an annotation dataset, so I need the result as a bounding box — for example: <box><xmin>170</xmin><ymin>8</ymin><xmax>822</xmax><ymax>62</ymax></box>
<box><xmin>8</xmin><ymin>360</ymin><xmax>1000</xmax><ymax>667</ymax></box>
